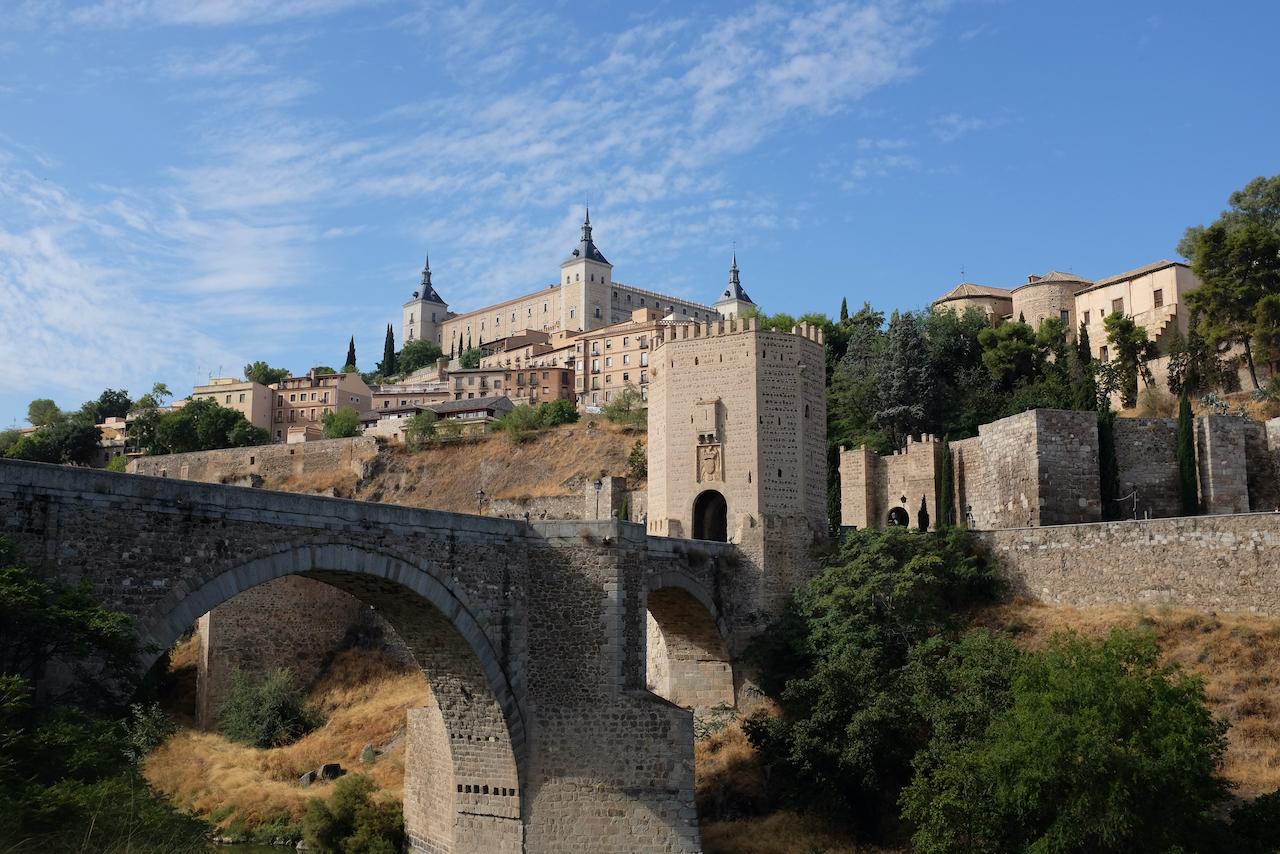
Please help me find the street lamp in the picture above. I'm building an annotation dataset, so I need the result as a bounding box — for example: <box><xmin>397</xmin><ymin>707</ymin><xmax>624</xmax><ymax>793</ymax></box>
<box><xmin>475</xmin><ymin>488</ymin><xmax>486</xmax><ymax>515</ymax></box>
<box><xmin>593</xmin><ymin>478</ymin><xmax>603</xmax><ymax>519</ymax></box>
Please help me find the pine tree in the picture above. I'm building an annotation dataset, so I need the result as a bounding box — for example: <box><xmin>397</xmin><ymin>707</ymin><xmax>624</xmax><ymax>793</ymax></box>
<box><xmin>839</xmin><ymin>297</ymin><xmax>849</xmax><ymax>323</ymax></box>
<box><xmin>345</xmin><ymin>336</ymin><xmax>357</xmax><ymax>372</ymax></box>
<box><xmin>380</xmin><ymin>324</ymin><xmax>397</xmax><ymax>376</ymax></box>
<box><xmin>1177</xmin><ymin>391</ymin><xmax>1199</xmax><ymax>516</ymax></box>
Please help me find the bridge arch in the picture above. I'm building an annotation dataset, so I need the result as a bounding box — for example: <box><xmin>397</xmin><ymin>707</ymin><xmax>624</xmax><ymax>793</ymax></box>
<box><xmin>137</xmin><ymin>542</ymin><xmax>525</xmax><ymax>854</ymax></box>
<box><xmin>643</xmin><ymin>571</ymin><xmax>735</xmax><ymax>712</ymax></box>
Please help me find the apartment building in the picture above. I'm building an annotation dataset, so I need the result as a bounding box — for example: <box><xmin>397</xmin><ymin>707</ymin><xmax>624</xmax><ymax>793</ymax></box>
<box><xmin>191</xmin><ymin>378</ymin><xmax>274</xmax><ymax>432</ymax></box>
<box><xmin>574</xmin><ymin>308</ymin><xmax>665</xmax><ymax>410</ymax></box>
<box><xmin>1074</xmin><ymin>261</ymin><xmax>1197</xmax><ymax>361</ymax></box>
<box><xmin>270</xmin><ymin>370</ymin><xmax>372</xmax><ymax>442</ymax></box>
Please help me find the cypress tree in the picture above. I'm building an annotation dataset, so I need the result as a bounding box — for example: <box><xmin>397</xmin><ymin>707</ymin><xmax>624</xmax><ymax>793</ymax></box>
<box><xmin>380</xmin><ymin>324</ymin><xmax>397</xmax><ymax>376</ymax></box>
<box><xmin>1018</xmin><ymin>311</ymin><xmax>1026</xmax><ymax>324</ymax></box>
<box><xmin>1177</xmin><ymin>391</ymin><xmax>1199</xmax><ymax>516</ymax></box>
<box><xmin>1098</xmin><ymin>409</ymin><xmax>1121</xmax><ymax>520</ymax></box>
<box><xmin>1070</xmin><ymin>321</ymin><xmax>1098</xmax><ymax>410</ymax></box>
<box><xmin>937</xmin><ymin>440</ymin><xmax>954</xmax><ymax>528</ymax></box>
<box><xmin>345</xmin><ymin>336</ymin><xmax>357</xmax><ymax>371</ymax></box>
<box><xmin>839</xmin><ymin>297</ymin><xmax>849</xmax><ymax>323</ymax></box>
<box><xmin>917</xmin><ymin>496</ymin><xmax>930</xmax><ymax>531</ymax></box>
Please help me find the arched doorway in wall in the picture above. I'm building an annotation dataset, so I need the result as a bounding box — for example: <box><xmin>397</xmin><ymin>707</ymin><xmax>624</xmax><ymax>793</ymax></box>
<box><xmin>644</xmin><ymin>581</ymin><xmax>734</xmax><ymax>713</ymax></box>
<box><xmin>886</xmin><ymin>506</ymin><xmax>910</xmax><ymax>527</ymax></box>
<box><xmin>139</xmin><ymin>547</ymin><xmax>526</xmax><ymax>854</ymax></box>
<box><xmin>692</xmin><ymin>490</ymin><xmax>728</xmax><ymax>542</ymax></box>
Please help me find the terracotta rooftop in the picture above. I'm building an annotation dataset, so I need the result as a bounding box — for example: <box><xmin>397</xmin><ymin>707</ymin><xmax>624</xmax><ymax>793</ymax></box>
<box><xmin>933</xmin><ymin>282</ymin><xmax>1013</xmax><ymax>303</ymax></box>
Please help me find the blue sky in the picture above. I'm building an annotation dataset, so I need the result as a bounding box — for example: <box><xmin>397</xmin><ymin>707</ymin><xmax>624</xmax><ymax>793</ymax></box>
<box><xmin>1</xmin><ymin>0</ymin><xmax>1277</xmax><ymax>427</ymax></box>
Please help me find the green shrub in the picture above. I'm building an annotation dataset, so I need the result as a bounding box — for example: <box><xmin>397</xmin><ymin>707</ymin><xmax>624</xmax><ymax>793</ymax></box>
<box><xmin>903</xmin><ymin>629</ymin><xmax>1231</xmax><ymax>854</ymax></box>
<box><xmin>403</xmin><ymin>411</ymin><xmax>437</xmax><ymax>450</ymax></box>
<box><xmin>105</xmin><ymin>455</ymin><xmax>129</xmax><ymax>472</ymax></box>
<box><xmin>322</xmin><ymin>406</ymin><xmax>362</xmax><ymax>439</ymax></box>
<box><xmin>537</xmin><ymin>398</ymin><xmax>579</xmax><ymax>426</ymax></box>
<box><xmin>123</xmin><ymin>701</ymin><xmax>175</xmax><ymax>763</ymax></box>
<box><xmin>217</xmin><ymin>668</ymin><xmax>321</xmax><ymax>748</ymax></box>
<box><xmin>302</xmin><ymin>773</ymin><xmax>404</xmax><ymax>853</ymax></box>
<box><xmin>744</xmin><ymin>527</ymin><xmax>1002</xmax><ymax>830</ymax></box>
<box><xmin>601</xmin><ymin>388</ymin><xmax>646</xmax><ymax>427</ymax></box>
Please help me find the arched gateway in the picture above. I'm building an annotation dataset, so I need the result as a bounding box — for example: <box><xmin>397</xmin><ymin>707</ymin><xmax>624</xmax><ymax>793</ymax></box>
<box><xmin>0</xmin><ymin>460</ymin><xmax>746</xmax><ymax>854</ymax></box>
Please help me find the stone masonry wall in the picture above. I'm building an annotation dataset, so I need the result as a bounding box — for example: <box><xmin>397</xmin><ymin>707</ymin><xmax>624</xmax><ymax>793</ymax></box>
<box><xmin>1111</xmin><ymin>418</ymin><xmax>1181</xmax><ymax>519</ymax></box>
<box><xmin>1197</xmin><ymin>416</ymin><xmax>1250</xmax><ymax>515</ymax></box>
<box><xmin>839</xmin><ymin>436</ymin><xmax>941</xmax><ymax>530</ymax></box>
<box><xmin>1244</xmin><ymin>420</ymin><xmax>1280</xmax><ymax>511</ymax></box>
<box><xmin>195</xmin><ymin>575</ymin><xmax>367</xmax><ymax>727</ymax></box>
<box><xmin>976</xmin><ymin>512</ymin><xmax>1280</xmax><ymax>613</ymax></box>
<box><xmin>952</xmin><ymin>410</ymin><xmax>1044</xmax><ymax>529</ymax></box>
<box><xmin>128</xmin><ymin>436</ymin><xmax>378</xmax><ymax>484</ymax></box>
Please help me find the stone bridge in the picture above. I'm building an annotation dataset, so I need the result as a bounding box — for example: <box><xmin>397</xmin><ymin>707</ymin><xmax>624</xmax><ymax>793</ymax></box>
<box><xmin>0</xmin><ymin>459</ymin><xmax>755</xmax><ymax>854</ymax></box>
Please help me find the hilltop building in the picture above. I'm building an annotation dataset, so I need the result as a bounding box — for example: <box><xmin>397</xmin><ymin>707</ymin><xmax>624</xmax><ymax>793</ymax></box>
<box><xmin>191</xmin><ymin>378</ymin><xmax>275</xmax><ymax>433</ymax></box>
<box><xmin>397</xmin><ymin>210</ymin><xmax>755</xmax><ymax>355</ymax></box>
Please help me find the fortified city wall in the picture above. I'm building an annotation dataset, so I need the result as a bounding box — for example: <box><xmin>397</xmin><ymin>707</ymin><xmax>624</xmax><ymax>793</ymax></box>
<box><xmin>842</xmin><ymin>409</ymin><xmax>1280</xmax><ymax>531</ymax></box>
<box><xmin>975</xmin><ymin>512</ymin><xmax>1280</xmax><ymax>613</ymax></box>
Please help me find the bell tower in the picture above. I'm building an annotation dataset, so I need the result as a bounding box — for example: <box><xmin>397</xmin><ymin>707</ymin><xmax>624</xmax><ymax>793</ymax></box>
<box><xmin>714</xmin><ymin>252</ymin><xmax>755</xmax><ymax>320</ymax></box>
<box><xmin>402</xmin><ymin>255</ymin><xmax>449</xmax><ymax>347</ymax></box>
<box><xmin>559</xmin><ymin>208</ymin><xmax>613</xmax><ymax>331</ymax></box>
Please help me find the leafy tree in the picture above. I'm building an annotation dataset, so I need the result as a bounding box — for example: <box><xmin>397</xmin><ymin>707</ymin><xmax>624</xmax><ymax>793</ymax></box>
<box><xmin>904</xmin><ymin>629</ymin><xmax>1230</xmax><ymax>854</ymax></box>
<box><xmin>26</xmin><ymin>398</ymin><xmax>61</xmax><ymax>427</ymax></box>
<box><xmin>403</xmin><ymin>410</ymin><xmax>438</xmax><ymax>451</ymax></box>
<box><xmin>458</xmin><ymin>347</ymin><xmax>483</xmax><ymax>369</ymax></box>
<box><xmin>79</xmin><ymin>388</ymin><xmax>132</xmax><ymax>423</ymax></box>
<box><xmin>397</xmin><ymin>338</ymin><xmax>443</xmax><ymax>376</ymax></box>
<box><xmin>134</xmin><ymin>382</ymin><xmax>172</xmax><ymax>410</ymax></box>
<box><xmin>1103</xmin><ymin>312</ymin><xmax>1158</xmax><ymax>408</ymax></box>
<box><xmin>1178</xmin><ymin>391</ymin><xmax>1199</xmax><ymax>516</ymax></box>
<box><xmin>601</xmin><ymin>388</ymin><xmax>646</xmax><ymax>428</ymax></box>
<box><xmin>345</xmin><ymin>336</ymin><xmax>357</xmax><ymax>373</ymax></box>
<box><xmin>1034</xmin><ymin>316</ymin><xmax>1069</xmax><ymax>364</ymax></box>
<box><xmin>378</xmin><ymin>324</ymin><xmax>397</xmax><ymax>377</ymax></box>
<box><xmin>4</xmin><ymin>431</ymin><xmax>59</xmax><ymax>463</ymax></box>
<box><xmin>43</xmin><ymin>418</ymin><xmax>102</xmax><ymax>465</ymax></box>
<box><xmin>309</xmin><ymin>365</ymin><xmax>337</xmax><ymax>376</ymax></box>
<box><xmin>0</xmin><ymin>429</ymin><xmax>21</xmax><ymax>457</ymax></box>
<box><xmin>627</xmin><ymin>439</ymin><xmax>647</xmax><ymax>481</ymax></box>
<box><xmin>979</xmin><ymin>321</ymin><xmax>1043</xmax><ymax>390</ymax></box>
<box><xmin>152</xmin><ymin>398</ymin><xmax>269</xmax><ymax>455</ymax></box>
<box><xmin>105</xmin><ymin>455</ymin><xmax>129</xmax><ymax>472</ymax></box>
<box><xmin>1180</xmin><ymin>175</ymin><xmax>1280</xmax><ymax>389</ymax></box>
<box><xmin>876</xmin><ymin>312</ymin><xmax>939</xmax><ymax>447</ymax></box>
<box><xmin>244</xmin><ymin>361</ymin><xmax>290</xmax><ymax>386</ymax></box>
<box><xmin>745</xmin><ymin>527</ymin><xmax>1002</xmax><ymax>831</ymax></box>
<box><xmin>321</xmin><ymin>406</ymin><xmax>362</xmax><ymax>439</ymax></box>
<box><xmin>538</xmin><ymin>398</ymin><xmax>578</xmax><ymax>426</ymax></box>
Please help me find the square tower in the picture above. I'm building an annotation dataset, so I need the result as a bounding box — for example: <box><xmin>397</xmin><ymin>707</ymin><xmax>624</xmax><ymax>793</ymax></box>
<box><xmin>559</xmin><ymin>209</ymin><xmax>613</xmax><ymax>331</ymax></box>
<box><xmin>646</xmin><ymin>318</ymin><xmax>827</xmax><ymax>541</ymax></box>
<box><xmin>402</xmin><ymin>257</ymin><xmax>449</xmax><ymax>347</ymax></box>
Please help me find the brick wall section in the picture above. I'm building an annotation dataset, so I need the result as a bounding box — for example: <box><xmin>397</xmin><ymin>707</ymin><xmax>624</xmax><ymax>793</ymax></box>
<box><xmin>976</xmin><ymin>513</ymin><xmax>1280</xmax><ymax>613</ymax></box>
<box><xmin>1111</xmin><ymin>418</ymin><xmax>1181</xmax><ymax>519</ymax></box>
<box><xmin>128</xmin><ymin>436</ymin><xmax>378</xmax><ymax>484</ymax></box>
<box><xmin>1197</xmin><ymin>416</ymin><xmax>1250</xmax><ymax>514</ymax></box>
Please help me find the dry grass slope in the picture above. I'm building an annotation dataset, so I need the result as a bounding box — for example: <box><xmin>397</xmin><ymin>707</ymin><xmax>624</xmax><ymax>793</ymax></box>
<box><xmin>144</xmin><ymin>649</ymin><xmax>427</xmax><ymax>828</ymax></box>
<box><xmin>270</xmin><ymin>418</ymin><xmax>641</xmax><ymax>514</ymax></box>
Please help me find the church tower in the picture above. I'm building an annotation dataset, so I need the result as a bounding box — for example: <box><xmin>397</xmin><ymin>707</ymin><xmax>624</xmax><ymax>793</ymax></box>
<box><xmin>559</xmin><ymin>208</ymin><xmax>614</xmax><ymax>331</ymax></box>
<box><xmin>401</xmin><ymin>256</ymin><xmax>449</xmax><ymax>347</ymax></box>
<box><xmin>714</xmin><ymin>252</ymin><xmax>755</xmax><ymax>320</ymax></box>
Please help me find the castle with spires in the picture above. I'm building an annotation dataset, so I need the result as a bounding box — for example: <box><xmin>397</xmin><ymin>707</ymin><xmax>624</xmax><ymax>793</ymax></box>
<box><xmin>401</xmin><ymin>210</ymin><xmax>756</xmax><ymax>356</ymax></box>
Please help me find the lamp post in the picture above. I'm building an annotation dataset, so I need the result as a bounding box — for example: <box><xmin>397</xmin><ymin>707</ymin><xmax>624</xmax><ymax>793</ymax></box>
<box><xmin>593</xmin><ymin>478</ymin><xmax>603</xmax><ymax>519</ymax></box>
<box><xmin>475</xmin><ymin>488</ymin><xmax>486</xmax><ymax>515</ymax></box>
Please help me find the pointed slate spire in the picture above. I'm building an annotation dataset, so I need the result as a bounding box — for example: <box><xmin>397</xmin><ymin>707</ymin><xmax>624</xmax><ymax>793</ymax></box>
<box><xmin>720</xmin><ymin>249</ymin><xmax>753</xmax><ymax>304</ymax></box>
<box><xmin>414</xmin><ymin>253</ymin><xmax>445</xmax><ymax>304</ymax></box>
<box><xmin>562</xmin><ymin>206</ymin><xmax>609</xmax><ymax>265</ymax></box>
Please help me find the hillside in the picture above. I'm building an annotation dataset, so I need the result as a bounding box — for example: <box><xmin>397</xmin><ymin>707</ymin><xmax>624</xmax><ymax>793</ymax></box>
<box><xmin>274</xmin><ymin>418</ymin><xmax>644</xmax><ymax>515</ymax></box>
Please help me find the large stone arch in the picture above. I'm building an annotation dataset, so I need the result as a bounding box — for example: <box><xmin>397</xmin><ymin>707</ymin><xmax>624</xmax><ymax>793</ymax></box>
<box><xmin>136</xmin><ymin>543</ymin><xmax>526</xmax><ymax>854</ymax></box>
<box><xmin>643</xmin><ymin>571</ymin><xmax>735</xmax><ymax>712</ymax></box>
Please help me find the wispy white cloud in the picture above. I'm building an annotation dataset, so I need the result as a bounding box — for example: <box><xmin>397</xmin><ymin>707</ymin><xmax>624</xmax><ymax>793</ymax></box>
<box><xmin>66</xmin><ymin>0</ymin><xmax>381</xmax><ymax>28</ymax></box>
<box><xmin>931</xmin><ymin>111</ymin><xmax>1005</xmax><ymax>142</ymax></box>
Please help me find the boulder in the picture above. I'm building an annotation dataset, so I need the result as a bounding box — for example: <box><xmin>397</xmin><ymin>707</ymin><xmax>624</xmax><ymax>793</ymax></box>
<box><xmin>298</xmin><ymin>770</ymin><xmax>316</xmax><ymax>786</ymax></box>
<box><xmin>318</xmin><ymin>762</ymin><xmax>344</xmax><ymax>781</ymax></box>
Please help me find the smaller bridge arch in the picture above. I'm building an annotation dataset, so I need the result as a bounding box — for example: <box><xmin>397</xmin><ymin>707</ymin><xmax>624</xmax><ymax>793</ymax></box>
<box><xmin>643</xmin><ymin>570</ymin><xmax>735</xmax><ymax>712</ymax></box>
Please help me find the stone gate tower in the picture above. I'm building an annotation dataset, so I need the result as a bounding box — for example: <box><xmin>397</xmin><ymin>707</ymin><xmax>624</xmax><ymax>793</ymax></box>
<box><xmin>647</xmin><ymin>318</ymin><xmax>828</xmax><ymax>638</ymax></box>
